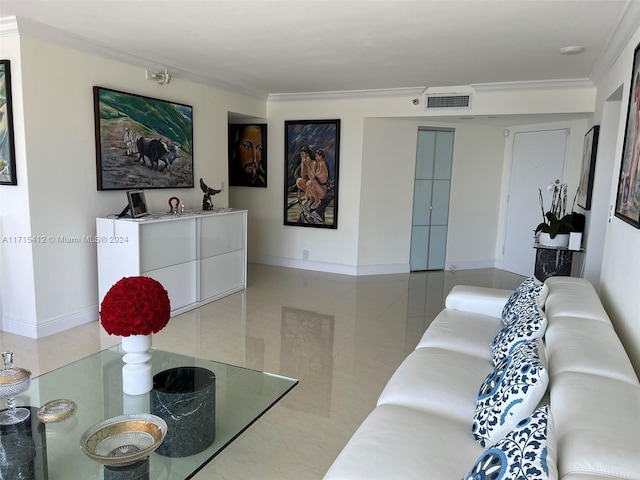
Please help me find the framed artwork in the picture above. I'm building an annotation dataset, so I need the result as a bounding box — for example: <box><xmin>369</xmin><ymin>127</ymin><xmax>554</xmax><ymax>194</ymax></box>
<box><xmin>284</xmin><ymin>119</ymin><xmax>340</xmax><ymax>228</ymax></box>
<box><xmin>93</xmin><ymin>86</ymin><xmax>194</xmax><ymax>190</ymax></box>
<box><xmin>126</xmin><ymin>189</ymin><xmax>148</xmax><ymax>218</ymax></box>
<box><xmin>228</xmin><ymin>123</ymin><xmax>267</xmax><ymax>187</ymax></box>
<box><xmin>0</xmin><ymin>60</ymin><xmax>17</xmax><ymax>186</ymax></box>
<box><xmin>616</xmin><ymin>42</ymin><xmax>640</xmax><ymax>228</ymax></box>
<box><xmin>577</xmin><ymin>125</ymin><xmax>599</xmax><ymax>210</ymax></box>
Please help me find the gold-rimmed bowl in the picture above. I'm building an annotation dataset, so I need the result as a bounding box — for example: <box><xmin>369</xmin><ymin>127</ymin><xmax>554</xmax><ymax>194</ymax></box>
<box><xmin>37</xmin><ymin>399</ymin><xmax>77</xmax><ymax>423</ymax></box>
<box><xmin>80</xmin><ymin>414</ymin><xmax>167</xmax><ymax>467</ymax></box>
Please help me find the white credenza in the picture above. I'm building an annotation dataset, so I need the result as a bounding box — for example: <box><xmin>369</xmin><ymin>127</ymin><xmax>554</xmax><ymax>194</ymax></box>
<box><xmin>96</xmin><ymin>210</ymin><xmax>247</xmax><ymax>316</ymax></box>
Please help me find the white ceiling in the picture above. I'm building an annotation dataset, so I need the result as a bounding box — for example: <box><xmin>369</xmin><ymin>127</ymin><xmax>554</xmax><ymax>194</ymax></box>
<box><xmin>0</xmin><ymin>0</ymin><xmax>635</xmax><ymax>99</ymax></box>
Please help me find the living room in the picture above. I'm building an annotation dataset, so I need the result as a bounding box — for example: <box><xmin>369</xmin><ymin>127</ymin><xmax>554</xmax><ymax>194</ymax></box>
<box><xmin>1</xmin><ymin>2</ymin><xmax>640</xmax><ymax>476</ymax></box>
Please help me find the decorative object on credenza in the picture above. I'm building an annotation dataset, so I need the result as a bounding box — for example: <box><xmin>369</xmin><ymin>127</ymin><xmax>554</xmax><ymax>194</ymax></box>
<box><xmin>79</xmin><ymin>413</ymin><xmax>167</xmax><ymax>467</ymax></box>
<box><xmin>0</xmin><ymin>351</ymin><xmax>31</xmax><ymax>426</ymax></box>
<box><xmin>0</xmin><ymin>60</ymin><xmax>17</xmax><ymax>186</ymax></box>
<box><xmin>93</xmin><ymin>86</ymin><xmax>193</xmax><ymax>190</ymax></box>
<box><xmin>616</xmin><ymin>41</ymin><xmax>640</xmax><ymax>228</ymax></box>
<box><xmin>168</xmin><ymin>196</ymin><xmax>180</xmax><ymax>213</ymax></box>
<box><xmin>100</xmin><ymin>276</ymin><xmax>171</xmax><ymax>395</ymax></box>
<box><xmin>151</xmin><ymin>367</ymin><xmax>216</xmax><ymax>457</ymax></box>
<box><xmin>200</xmin><ymin>178</ymin><xmax>221</xmax><ymax>211</ymax></box>
<box><xmin>284</xmin><ymin>119</ymin><xmax>340</xmax><ymax>229</ymax></box>
<box><xmin>577</xmin><ymin>126</ymin><xmax>599</xmax><ymax>210</ymax></box>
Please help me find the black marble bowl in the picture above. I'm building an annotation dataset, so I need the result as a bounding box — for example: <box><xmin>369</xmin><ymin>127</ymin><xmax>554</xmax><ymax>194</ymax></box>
<box><xmin>151</xmin><ymin>367</ymin><xmax>216</xmax><ymax>457</ymax></box>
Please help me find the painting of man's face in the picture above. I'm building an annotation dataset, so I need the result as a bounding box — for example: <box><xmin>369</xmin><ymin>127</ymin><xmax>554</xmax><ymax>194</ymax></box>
<box><xmin>229</xmin><ymin>124</ymin><xmax>267</xmax><ymax>187</ymax></box>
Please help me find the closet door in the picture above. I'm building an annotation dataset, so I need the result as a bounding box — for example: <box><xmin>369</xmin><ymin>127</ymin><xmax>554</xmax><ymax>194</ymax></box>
<box><xmin>410</xmin><ymin>129</ymin><xmax>454</xmax><ymax>271</ymax></box>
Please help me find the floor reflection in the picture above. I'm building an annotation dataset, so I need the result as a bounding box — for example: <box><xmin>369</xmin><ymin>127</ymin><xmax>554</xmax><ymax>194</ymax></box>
<box><xmin>280</xmin><ymin>307</ymin><xmax>334</xmax><ymax>417</ymax></box>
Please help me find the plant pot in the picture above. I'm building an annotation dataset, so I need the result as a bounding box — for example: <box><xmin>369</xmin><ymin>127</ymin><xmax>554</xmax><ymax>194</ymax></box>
<box><xmin>537</xmin><ymin>232</ymin><xmax>570</xmax><ymax>248</ymax></box>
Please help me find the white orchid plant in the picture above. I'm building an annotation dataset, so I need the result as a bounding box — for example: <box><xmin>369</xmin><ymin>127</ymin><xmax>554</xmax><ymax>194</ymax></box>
<box><xmin>535</xmin><ymin>180</ymin><xmax>581</xmax><ymax>238</ymax></box>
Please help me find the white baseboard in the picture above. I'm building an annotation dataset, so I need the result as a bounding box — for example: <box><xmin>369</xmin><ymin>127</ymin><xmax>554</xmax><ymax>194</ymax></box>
<box><xmin>1</xmin><ymin>305</ymin><xmax>98</xmax><ymax>339</ymax></box>
<box><xmin>446</xmin><ymin>259</ymin><xmax>497</xmax><ymax>271</ymax></box>
<box><xmin>249</xmin><ymin>254</ymin><xmax>410</xmax><ymax>276</ymax></box>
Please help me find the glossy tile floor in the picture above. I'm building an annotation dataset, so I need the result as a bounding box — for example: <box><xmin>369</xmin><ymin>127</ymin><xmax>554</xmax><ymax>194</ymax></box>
<box><xmin>1</xmin><ymin>264</ymin><xmax>524</xmax><ymax>479</ymax></box>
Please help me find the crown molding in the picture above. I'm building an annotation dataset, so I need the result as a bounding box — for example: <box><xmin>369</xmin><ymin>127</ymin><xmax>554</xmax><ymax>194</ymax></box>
<box><xmin>471</xmin><ymin>79</ymin><xmax>594</xmax><ymax>92</ymax></box>
<box><xmin>1</xmin><ymin>16</ymin><xmax>268</xmax><ymax>100</ymax></box>
<box><xmin>591</xmin><ymin>0</ymin><xmax>640</xmax><ymax>85</ymax></box>
<box><xmin>268</xmin><ymin>86</ymin><xmax>426</xmax><ymax>102</ymax></box>
<box><xmin>0</xmin><ymin>16</ymin><xmax>18</xmax><ymax>36</ymax></box>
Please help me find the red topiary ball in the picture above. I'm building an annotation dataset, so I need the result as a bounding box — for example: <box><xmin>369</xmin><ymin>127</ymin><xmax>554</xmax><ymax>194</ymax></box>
<box><xmin>100</xmin><ymin>276</ymin><xmax>171</xmax><ymax>336</ymax></box>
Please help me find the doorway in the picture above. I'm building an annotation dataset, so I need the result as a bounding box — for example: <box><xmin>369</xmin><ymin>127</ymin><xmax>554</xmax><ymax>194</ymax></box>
<box><xmin>410</xmin><ymin>129</ymin><xmax>454</xmax><ymax>271</ymax></box>
<box><xmin>502</xmin><ymin>129</ymin><xmax>568</xmax><ymax>276</ymax></box>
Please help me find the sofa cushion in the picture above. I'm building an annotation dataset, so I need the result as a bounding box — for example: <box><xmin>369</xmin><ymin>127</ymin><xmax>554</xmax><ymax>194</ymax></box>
<box><xmin>543</xmin><ymin>277</ymin><xmax>610</xmax><ymax>323</ymax></box>
<box><xmin>463</xmin><ymin>405</ymin><xmax>557</xmax><ymax>480</ymax></box>
<box><xmin>501</xmin><ymin>277</ymin><xmax>546</xmax><ymax>326</ymax></box>
<box><xmin>445</xmin><ymin>285</ymin><xmax>514</xmax><ymax>319</ymax></box>
<box><xmin>545</xmin><ymin>316</ymin><xmax>639</xmax><ymax>384</ymax></box>
<box><xmin>551</xmin><ymin>371</ymin><xmax>640</xmax><ymax>479</ymax></box>
<box><xmin>323</xmin><ymin>404</ymin><xmax>485</xmax><ymax>480</ymax></box>
<box><xmin>491</xmin><ymin>305</ymin><xmax>547</xmax><ymax>365</ymax></box>
<box><xmin>377</xmin><ymin>347</ymin><xmax>493</xmax><ymax>421</ymax></box>
<box><xmin>473</xmin><ymin>340</ymin><xmax>549</xmax><ymax>447</ymax></box>
<box><xmin>416</xmin><ymin>309</ymin><xmax>503</xmax><ymax>360</ymax></box>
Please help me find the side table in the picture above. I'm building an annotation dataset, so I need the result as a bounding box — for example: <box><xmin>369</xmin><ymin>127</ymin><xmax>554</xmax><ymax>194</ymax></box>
<box><xmin>533</xmin><ymin>243</ymin><xmax>583</xmax><ymax>281</ymax></box>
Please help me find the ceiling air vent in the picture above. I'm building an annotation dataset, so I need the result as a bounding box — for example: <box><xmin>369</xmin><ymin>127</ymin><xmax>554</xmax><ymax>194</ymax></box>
<box><xmin>425</xmin><ymin>93</ymin><xmax>472</xmax><ymax>110</ymax></box>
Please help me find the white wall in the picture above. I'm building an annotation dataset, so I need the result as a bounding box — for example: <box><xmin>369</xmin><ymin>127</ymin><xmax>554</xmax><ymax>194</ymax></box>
<box><xmin>359</xmin><ymin>118</ymin><xmax>506</xmax><ymax>271</ymax></box>
<box><xmin>242</xmin><ymin>88</ymin><xmax>596</xmax><ymax>275</ymax></box>
<box><xmin>0</xmin><ymin>32</ymin><xmax>38</xmax><ymax>332</ymax></box>
<box><xmin>593</xmin><ymin>23</ymin><xmax>640</xmax><ymax>375</ymax></box>
<box><xmin>1</xmin><ymin>31</ymin><xmax>266</xmax><ymax>338</ymax></box>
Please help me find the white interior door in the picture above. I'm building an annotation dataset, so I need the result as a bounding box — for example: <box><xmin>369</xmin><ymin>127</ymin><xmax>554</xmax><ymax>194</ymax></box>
<box><xmin>502</xmin><ymin>129</ymin><xmax>568</xmax><ymax>276</ymax></box>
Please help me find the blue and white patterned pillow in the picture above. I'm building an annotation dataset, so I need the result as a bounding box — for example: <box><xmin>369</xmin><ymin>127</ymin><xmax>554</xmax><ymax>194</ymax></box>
<box><xmin>491</xmin><ymin>304</ymin><xmax>547</xmax><ymax>365</ymax></box>
<box><xmin>463</xmin><ymin>405</ymin><xmax>554</xmax><ymax>480</ymax></box>
<box><xmin>473</xmin><ymin>340</ymin><xmax>549</xmax><ymax>447</ymax></box>
<box><xmin>502</xmin><ymin>277</ymin><xmax>546</xmax><ymax>327</ymax></box>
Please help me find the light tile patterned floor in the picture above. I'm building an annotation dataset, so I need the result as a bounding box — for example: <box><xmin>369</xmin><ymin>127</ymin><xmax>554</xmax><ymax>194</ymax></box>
<box><xmin>0</xmin><ymin>264</ymin><xmax>524</xmax><ymax>479</ymax></box>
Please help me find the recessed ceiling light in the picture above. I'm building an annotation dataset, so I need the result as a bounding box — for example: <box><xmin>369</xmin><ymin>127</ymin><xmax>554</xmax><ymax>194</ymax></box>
<box><xmin>559</xmin><ymin>46</ymin><xmax>585</xmax><ymax>56</ymax></box>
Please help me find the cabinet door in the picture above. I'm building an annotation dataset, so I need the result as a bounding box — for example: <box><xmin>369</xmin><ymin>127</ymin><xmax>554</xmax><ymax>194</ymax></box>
<box><xmin>200</xmin><ymin>250</ymin><xmax>245</xmax><ymax>301</ymax></box>
<box><xmin>139</xmin><ymin>219</ymin><xmax>197</xmax><ymax>272</ymax></box>
<box><xmin>144</xmin><ymin>261</ymin><xmax>198</xmax><ymax>311</ymax></box>
<box><xmin>199</xmin><ymin>213</ymin><xmax>244</xmax><ymax>259</ymax></box>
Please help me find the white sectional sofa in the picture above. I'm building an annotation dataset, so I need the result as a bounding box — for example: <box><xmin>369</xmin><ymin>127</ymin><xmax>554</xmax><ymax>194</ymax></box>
<box><xmin>324</xmin><ymin>276</ymin><xmax>640</xmax><ymax>480</ymax></box>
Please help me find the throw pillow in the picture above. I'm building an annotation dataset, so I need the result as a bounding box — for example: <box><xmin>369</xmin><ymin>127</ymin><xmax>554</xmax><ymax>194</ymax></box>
<box><xmin>501</xmin><ymin>277</ymin><xmax>546</xmax><ymax>327</ymax></box>
<box><xmin>491</xmin><ymin>304</ymin><xmax>547</xmax><ymax>365</ymax></box>
<box><xmin>473</xmin><ymin>340</ymin><xmax>549</xmax><ymax>447</ymax></box>
<box><xmin>463</xmin><ymin>405</ymin><xmax>555</xmax><ymax>480</ymax></box>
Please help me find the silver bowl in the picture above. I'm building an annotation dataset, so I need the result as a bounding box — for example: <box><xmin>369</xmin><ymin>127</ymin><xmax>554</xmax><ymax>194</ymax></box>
<box><xmin>80</xmin><ymin>413</ymin><xmax>167</xmax><ymax>467</ymax></box>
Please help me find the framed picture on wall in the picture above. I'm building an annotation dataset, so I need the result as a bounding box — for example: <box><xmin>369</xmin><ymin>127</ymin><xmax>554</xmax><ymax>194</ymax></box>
<box><xmin>615</xmin><ymin>42</ymin><xmax>640</xmax><ymax>228</ymax></box>
<box><xmin>228</xmin><ymin>123</ymin><xmax>267</xmax><ymax>187</ymax></box>
<box><xmin>577</xmin><ymin>125</ymin><xmax>599</xmax><ymax>210</ymax></box>
<box><xmin>284</xmin><ymin>119</ymin><xmax>340</xmax><ymax>229</ymax></box>
<box><xmin>0</xmin><ymin>60</ymin><xmax>17</xmax><ymax>186</ymax></box>
<box><xmin>93</xmin><ymin>86</ymin><xmax>194</xmax><ymax>190</ymax></box>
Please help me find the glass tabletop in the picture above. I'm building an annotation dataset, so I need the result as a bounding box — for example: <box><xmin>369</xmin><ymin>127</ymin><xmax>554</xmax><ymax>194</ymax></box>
<box><xmin>2</xmin><ymin>346</ymin><xmax>298</xmax><ymax>479</ymax></box>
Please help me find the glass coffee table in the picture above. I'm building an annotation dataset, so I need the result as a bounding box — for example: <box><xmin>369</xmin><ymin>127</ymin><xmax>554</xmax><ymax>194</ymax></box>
<box><xmin>2</xmin><ymin>346</ymin><xmax>298</xmax><ymax>479</ymax></box>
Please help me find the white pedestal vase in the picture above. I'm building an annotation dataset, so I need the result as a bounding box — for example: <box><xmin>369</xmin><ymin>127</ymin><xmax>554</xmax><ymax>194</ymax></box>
<box><xmin>121</xmin><ymin>334</ymin><xmax>153</xmax><ymax>396</ymax></box>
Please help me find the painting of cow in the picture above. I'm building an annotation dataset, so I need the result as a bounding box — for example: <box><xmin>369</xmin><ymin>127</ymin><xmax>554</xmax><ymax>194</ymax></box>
<box><xmin>94</xmin><ymin>86</ymin><xmax>194</xmax><ymax>190</ymax></box>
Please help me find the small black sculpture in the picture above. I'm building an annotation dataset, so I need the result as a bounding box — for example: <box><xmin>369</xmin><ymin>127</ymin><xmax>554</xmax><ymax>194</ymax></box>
<box><xmin>200</xmin><ymin>178</ymin><xmax>221</xmax><ymax>211</ymax></box>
